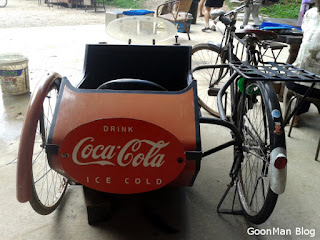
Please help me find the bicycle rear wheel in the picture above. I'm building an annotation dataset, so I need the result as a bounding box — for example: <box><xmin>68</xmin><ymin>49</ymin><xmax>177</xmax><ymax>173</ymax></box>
<box><xmin>236</xmin><ymin>81</ymin><xmax>285</xmax><ymax>224</ymax></box>
<box><xmin>192</xmin><ymin>43</ymin><xmax>231</xmax><ymax>117</ymax></box>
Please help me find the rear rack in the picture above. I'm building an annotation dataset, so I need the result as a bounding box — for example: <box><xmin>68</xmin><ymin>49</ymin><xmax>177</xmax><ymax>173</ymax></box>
<box><xmin>230</xmin><ymin>61</ymin><xmax>320</xmax><ymax>82</ymax></box>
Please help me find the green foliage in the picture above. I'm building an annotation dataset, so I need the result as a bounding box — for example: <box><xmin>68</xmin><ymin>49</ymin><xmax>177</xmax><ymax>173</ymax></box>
<box><xmin>260</xmin><ymin>0</ymin><xmax>300</xmax><ymax>19</ymax></box>
<box><xmin>226</xmin><ymin>0</ymin><xmax>236</xmax><ymax>9</ymax></box>
<box><xmin>104</xmin><ymin>0</ymin><xmax>145</xmax><ymax>8</ymax></box>
<box><xmin>226</xmin><ymin>0</ymin><xmax>301</xmax><ymax>19</ymax></box>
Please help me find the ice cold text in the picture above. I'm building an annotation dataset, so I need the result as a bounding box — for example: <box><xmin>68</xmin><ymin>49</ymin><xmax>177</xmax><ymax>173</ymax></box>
<box><xmin>86</xmin><ymin>176</ymin><xmax>163</xmax><ymax>186</ymax></box>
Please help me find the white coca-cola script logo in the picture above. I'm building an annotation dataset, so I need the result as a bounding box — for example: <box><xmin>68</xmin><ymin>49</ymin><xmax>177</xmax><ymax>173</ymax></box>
<box><xmin>71</xmin><ymin>137</ymin><xmax>170</xmax><ymax>167</ymax></box>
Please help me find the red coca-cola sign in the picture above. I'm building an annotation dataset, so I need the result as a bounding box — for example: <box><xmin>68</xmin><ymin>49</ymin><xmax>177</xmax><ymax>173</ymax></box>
<box><xmin>59</xmin><ymin>118</ymin><xmax>186</xmax><ymax>194</ymax></box>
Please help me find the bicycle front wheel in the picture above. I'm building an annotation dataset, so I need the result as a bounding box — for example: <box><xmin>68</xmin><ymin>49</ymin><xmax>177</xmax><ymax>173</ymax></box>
<box><xmin>236</xmin><ymin>81</ymin><xmax>285</xmax><ymax>224</ymax></box>
<box><xmin>29</xmin><ymin>79</ymin><xmax>69</xmax><ymax>215</ymax></box>
<box><xmin>0</xmin><ymin>0</ymin><xmax>7</xmax><ymax>7</ymax></box>
<box><xmin>192</xmin><ymin>43</ymin><xmax>231</xmax><ymax>117</ymax></box>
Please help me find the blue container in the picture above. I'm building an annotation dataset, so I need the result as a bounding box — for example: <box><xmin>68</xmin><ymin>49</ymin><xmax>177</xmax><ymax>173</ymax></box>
<box><xmin>171</xmin><ymin>19</ymin><xmax>192</xmax><ymax>33</ymax></box>
<box><xmin>122</xmin><ymin>10</ymin><xmax>155</xmax><ymax>16</ymax></box>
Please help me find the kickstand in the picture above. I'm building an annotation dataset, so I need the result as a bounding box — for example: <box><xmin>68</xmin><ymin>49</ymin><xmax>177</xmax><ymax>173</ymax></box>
<box><xmin>216</xmin><ymin>180</ymin><xmax>243</xmax><ymax>215</ymax></box>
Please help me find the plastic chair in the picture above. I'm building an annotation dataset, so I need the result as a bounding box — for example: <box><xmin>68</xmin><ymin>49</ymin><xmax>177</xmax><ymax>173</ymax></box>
<box><xmin>156</xmin><ymin>0</ymin><xmax>193</xmax><ymax>40</ymax></box>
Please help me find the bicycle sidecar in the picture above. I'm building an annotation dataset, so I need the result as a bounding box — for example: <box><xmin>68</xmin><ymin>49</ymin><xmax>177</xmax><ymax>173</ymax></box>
<box><xmin>16</xmin><ymin>44</ymin><xmax>203</xmax><ymax>215</ymax></box>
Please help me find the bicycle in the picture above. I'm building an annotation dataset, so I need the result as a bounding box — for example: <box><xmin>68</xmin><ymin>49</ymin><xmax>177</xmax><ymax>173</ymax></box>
<box><xmin>0</xmin><ymin>0</ymin><xmax>7</xmax><ymax>7</ymax></box>
<box><xmin>193</xmin><ymin>2</ymin><xmax>288</xmax><ymax>224</ymax></box>
<box><xmin>192</xmin><ymin>0</ymin><xmax>320</xmax><ymax>224</ymax></box>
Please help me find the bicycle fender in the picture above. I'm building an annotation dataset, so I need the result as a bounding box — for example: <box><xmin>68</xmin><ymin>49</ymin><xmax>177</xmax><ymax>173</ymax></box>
<box><xmin>269</xmin><ymin>147</ymin><xmax>287</xmax><ymax>195</ymax></box>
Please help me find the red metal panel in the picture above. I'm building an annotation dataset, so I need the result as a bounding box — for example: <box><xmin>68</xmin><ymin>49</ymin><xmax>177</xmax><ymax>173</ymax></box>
<box><xmin>17</xmin><ymin>77</ymin><xmax>199</xmax><ymax>202</ymax></box>
<box><xmin>59</xmin><ymin>118</ymin><xmax>186</xmax><ymax>194</ymax></box>
<box><xmin>51</xmin><ymin>81</ymin><xmax>198</xmax><ymax>188</ymax></box>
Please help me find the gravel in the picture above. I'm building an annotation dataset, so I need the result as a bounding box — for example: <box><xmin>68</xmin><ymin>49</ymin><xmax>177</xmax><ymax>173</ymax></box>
<box><xmin>0</xmin><ymin>0</ymin><xmax>163</xmax><ymax>28</ymax></box>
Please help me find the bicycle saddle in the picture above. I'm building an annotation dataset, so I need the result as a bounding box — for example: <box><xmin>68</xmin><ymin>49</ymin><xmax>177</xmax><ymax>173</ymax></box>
<box><xmin>235</xmin><ymin>29</ymin><xmax>278</xmax><ymax>41</ymax></box>
<box><xmin>210</xmin><ymin>9</ymin><xmax>226</xmax><ymax>19</ymax></box>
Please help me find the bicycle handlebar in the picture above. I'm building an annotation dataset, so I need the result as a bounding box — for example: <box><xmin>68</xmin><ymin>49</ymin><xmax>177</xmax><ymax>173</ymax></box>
<box><xmin>223</xmin><ymin>0</ymin><xmax>263</xmax><ymax>18</ymax></box>
<box><xmin>219</xmin><ymin>0</ymin><xmax>267</xmax><ymax>28</ymax></box>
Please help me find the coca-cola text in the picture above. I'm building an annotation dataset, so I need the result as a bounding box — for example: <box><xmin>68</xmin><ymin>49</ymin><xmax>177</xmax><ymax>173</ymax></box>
<box><xmin>71</xmin><ymin>137</ymin><xmax>170</xmax><ymax>167</ymax></box>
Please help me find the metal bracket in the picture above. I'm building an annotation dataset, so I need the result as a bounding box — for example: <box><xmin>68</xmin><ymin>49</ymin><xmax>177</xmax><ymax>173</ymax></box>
<box><xmin>185</xmin><ymin>151</ymin><xmax>202</xmax><ymax>161</ymax></box>
<box><xmin>45</xmin><ymin>144</ymin><xmax>60</xmax><ymax>155</ymax></box>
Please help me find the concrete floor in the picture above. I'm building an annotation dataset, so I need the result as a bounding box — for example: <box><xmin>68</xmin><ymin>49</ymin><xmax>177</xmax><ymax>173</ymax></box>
<box><xmin>0</xmin><ymin>8</ymin><xmax>320</xmax><ymax>240</ymax></box>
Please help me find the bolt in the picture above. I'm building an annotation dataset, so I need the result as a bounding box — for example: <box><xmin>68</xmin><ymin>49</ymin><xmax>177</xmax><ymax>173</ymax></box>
<box><xmin>62</xmin><ymin>153</ymin><xmax>69</xmax><ymax>158</ymax></box>
<box><xmin>177</xmin><ymin>157</ymin><xmax>184</xmax><ymax>164</ymax></box>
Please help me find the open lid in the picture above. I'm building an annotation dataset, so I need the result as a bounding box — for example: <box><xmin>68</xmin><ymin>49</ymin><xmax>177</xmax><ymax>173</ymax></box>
<box><xmin>106</xmin><ymin>16</ymin><xmax>177</xmax><ymax>45</ymax></box>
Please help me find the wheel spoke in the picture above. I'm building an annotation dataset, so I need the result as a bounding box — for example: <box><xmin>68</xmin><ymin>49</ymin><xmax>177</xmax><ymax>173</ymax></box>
<box><xmin>243</xmin><ymin>115</ymin><xmax>264</xmax><ymax>147</ymax></box>
<box><xmin>30</xmin><ymin>80</ymin><xmax>68</xmax><ymax>214</ymax></box>
<box><xmin>192</xmin><ymin>44</ymin><xmax>231</xmax><ymax>117</ymax></box>
<box><xmin>34</xmin><ymin>169</ymin><xmax>52</xmax><ymax>184</ymax></box>
<box><xmin>237</xmin><ymin>82</ymin><xmax>279</xmax><ymax>224</ymax></box>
